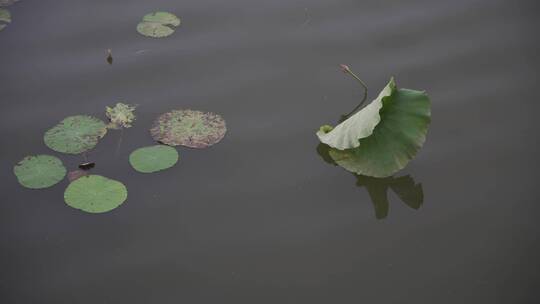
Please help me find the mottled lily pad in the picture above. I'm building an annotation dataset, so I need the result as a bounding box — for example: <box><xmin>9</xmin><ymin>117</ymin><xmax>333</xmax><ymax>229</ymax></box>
<box><xmin>44</xmin><ymin>115</ymin><xmax>107</xmax><ymax>154</ymax></box>
<box><xmin>150</xmin><ymin>109</ymin><xmax>227</xmax><ymax>148</ymax></box>
<box><xmin>106</xmin><ymin>102</ymin><xmax>136</xmax><ymax>129</ymax></box>
<box><xmin>64</xmin><ymin>175</ymin><xmax>127</xmax><ymax>213</ymax></box>
<box><xmin>137</xmin><ymin>12</ymin><xmax>180</xmax><ymax>38</ymax></box>
<box><xmin>129</xmin><ymin>145</ymin><xmax>179</xmax><ymax>173</ymax></box>
<box><xmin>13</xmin><ymin>155</ymin><xmax>66</xmax><ymax>189</ymax></box>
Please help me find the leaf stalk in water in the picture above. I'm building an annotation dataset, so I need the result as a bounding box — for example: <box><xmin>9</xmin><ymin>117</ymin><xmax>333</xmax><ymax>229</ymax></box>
<box><xmin>340</xmin><ymin>64</ymin><xmax>368</xmax><ymax>119</ymax></box>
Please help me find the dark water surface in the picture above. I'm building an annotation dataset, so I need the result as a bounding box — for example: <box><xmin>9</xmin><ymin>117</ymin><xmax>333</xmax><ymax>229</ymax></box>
<box><xmin>1</xmin><ymin>0</ymin><xmax>539</xmax><ymax>303</ymax></box>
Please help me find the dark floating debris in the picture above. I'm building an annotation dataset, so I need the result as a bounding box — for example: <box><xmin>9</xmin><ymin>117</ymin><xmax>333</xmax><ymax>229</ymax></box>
<box><xmin>78</xmin><ymin>162</ymin><xmax>95</xmax><ymax>170</ymax></box>
<box><xmin>106</xmin><ymin>49</ymin><xmax>113</xmax><ymax>65</ymax></box>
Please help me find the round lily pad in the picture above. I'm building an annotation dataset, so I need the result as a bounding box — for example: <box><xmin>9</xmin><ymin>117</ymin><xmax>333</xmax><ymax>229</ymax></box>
<box><xmin>150</xmin><ymin>109</ymin><xmax>227</xmax><ymax>148</ymax></box>
<box><xmin>129</xmin><ymin>145</ymin><xmax>179</xmax><ymax>173</ymax></box>
<box><xmin>13</xmin><ymin>155</ymin><xmax>66</xmax><ymax>189</ymax></box>
<box><xmin>44</xmin><ymin>115</ymin><xmax>107</xmax><ymax>154</ymax></box>
<box><xmin>64</xmin><ymin>175</ymin><xmax>127</xmax><ymax>213</ymax></box>
<box><xmin>137</xmin><ymin>12</ymin><xmax>180</xmax><ymax>38</ymax></box>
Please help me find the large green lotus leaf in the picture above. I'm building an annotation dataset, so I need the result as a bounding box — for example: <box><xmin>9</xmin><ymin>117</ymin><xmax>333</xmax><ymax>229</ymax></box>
<box><xmin>0</xmin><ymin>8</ymin><xmax>10</xmax><ymax>24</ymax></box>
<box><xmin>106</xmin><ymin>102</ymin><xmax>136</xmax><ymax>129</ymax></box>
<box><xmin>150</xmin><ymin>109</ymin><xmax>227</xmax><ymax>148</ymax></box>
<box><xmin>64</xmin><ymin>175</ymin><xmax>127</xmax><ymax>213</ymax></box>
<box><xmin>13</xmin><ymin>155</ymin><xmax>66</xmax><ymax>189</ymax></box>
<box><xmin>129</xmin><ymin>145</ymin><xmax>179</xmax><ymax>173</ymax></box>
<box><xmin>44</xmin><ymin>115</ymin><xmax>107</xmax><ymax>154</ymax></box>
<box><xmin>137</xmin><ymin>11</ymin><xmax>180</xmax><ymax>38</ymax></box>
<box><xmin>326</xmin><ymin>82</ymin><xmax>431</xmax><ymax>177</ymax></box>
<box><xmin>317</xmin><ymin>78</ymin><xmax>396</xmax><ymax>150</ymax></box>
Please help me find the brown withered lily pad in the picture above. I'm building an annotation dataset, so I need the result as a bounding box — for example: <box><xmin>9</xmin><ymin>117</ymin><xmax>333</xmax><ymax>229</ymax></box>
<box><xmin>150</xmin><ymin>109</ymin><xmax>227</xmax><ymax>148</ymax></box>
<box><xmin>67</xmin><ymin>170</ymin><xmax>88</xmax><ymax>182</ymax></box>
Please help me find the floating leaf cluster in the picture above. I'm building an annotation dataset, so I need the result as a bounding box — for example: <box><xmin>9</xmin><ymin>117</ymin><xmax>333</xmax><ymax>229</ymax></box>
<box><xmin>106</xmin><ymin>102</ymin><xmax>136</xmax><ymax>129</ymax></box>
<box><xmin>317</xmin><ymin>71</ymin><xmax>431</xmax><ymax>177</ymax></box>
<box><xmin>15</xmin><ymin>103</ymin><xmax>227</xmax><ymax>213</ymax></box>
<box><xmin>137</xmin><ymin>11</ymin><xmax>180</xmax><ymax>38</ymax></box>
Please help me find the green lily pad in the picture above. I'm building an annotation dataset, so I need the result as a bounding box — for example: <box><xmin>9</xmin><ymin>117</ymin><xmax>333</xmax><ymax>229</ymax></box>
<box><xmin>44</xmin><ymin>115</ymin><xmax>108</xmax><ymax>154</ymax></box>
<box><xmin>150</xmin><ymin>109</ymin><xmax>227</xmax><ymax>148</ymax></box>
<box><xmin>129</xmin><ymin>145</ymin><xmax>179</xmax><ymax>173</ymax></box>
<box><xmin>106</xmin><ymin>102</ymin><xmax>136</xmax><ymax>129</ymax></box>
<box><xmin>137</xmin><ymin>12</ymin><xmax>180</xmax><ymax>38</ymax></box>
<box><xmin>13</xmin><ymin>155</ymin><xmax>66</xmax><ymax>189</ymax></box>
<box><xmin>64</xmin><ymin>175</ymin><xmax>127</xmax><ymax>213</ymax></box>
<box><xmin>318</xmin><ymin>78</ymin><xmax>431</xmax><ymax>177</ymax></box>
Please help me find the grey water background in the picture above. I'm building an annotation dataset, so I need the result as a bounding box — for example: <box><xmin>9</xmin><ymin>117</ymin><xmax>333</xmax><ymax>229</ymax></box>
<box><xmin>1</xmin><ymin>0</ymin><xmax>539</xmax><ymax>303</ymax></box>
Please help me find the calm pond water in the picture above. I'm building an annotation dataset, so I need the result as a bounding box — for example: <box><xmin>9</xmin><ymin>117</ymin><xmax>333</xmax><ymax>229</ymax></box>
<box><xmin>1</xmin><ymin>0</ymin><xmax>539</xmax><ymax>303</ymax></box>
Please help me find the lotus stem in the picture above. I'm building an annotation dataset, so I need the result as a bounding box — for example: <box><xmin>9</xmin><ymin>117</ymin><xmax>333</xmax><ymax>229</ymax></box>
<box><xmin>340</xmin><ymin>64</ymin><xmax>368</xmax><ymax>119</ymax></box>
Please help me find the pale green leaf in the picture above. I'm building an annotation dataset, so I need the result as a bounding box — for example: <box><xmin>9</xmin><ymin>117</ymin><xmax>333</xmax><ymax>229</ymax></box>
<box><xmin>106</xmin><ymin>102</ymin><xmax>136</xmax><ymax>129</ymax></box>
<box><xmin>137</xmin><ymin>11</ymin><xmax>180</xmax><ymax>38</ymax></box>
<box><xmin>317</xmin><ymin>78</ymin><xmax>395</xmax><ymax>150</ymax></box>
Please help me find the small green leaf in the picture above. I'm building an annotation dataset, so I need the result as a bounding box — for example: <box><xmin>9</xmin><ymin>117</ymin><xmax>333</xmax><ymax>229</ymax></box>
<box><xmin>129</xmin><ymin>145</ymin><xmax>179</xmax><ymax>173</ymax></box>
<box><xmin>106</xmin><ymin>102</ymin><xmax>136</xmax><ymax>129</ymax></box>
<box><xmin>150</xmin><ymin>109</ymin><xmax>227</xmax><ymax>148</ymax></box>
<box><xmin>44</xmin><ymin>115</ymin><xmax>107</xmax><ymax>154</ymax></box>
<box><xmin>64</xmin><ymin>175</ymin><xmax>127</xmax><ymax>213</ymax></box>
<box><xmin>13</xmin><ymin>155</ymin><xmax>66</xmax><ymax>189</ymax></box>
<box><xmin>137</xmin><ymin>12</ymin><xmax>180</xmax><ymax>38</ymax></box>
<box><xmin>0</xmin><ymin>8</ymin><xmax>10</xmax><ymax>22</ymax></box>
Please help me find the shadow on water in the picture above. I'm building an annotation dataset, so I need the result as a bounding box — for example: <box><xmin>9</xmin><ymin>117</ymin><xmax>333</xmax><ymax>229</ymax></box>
<box><xmin>316</xmin><ymin>143</ymin><xmax>424</xmax><ymax>219</ymax></box>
